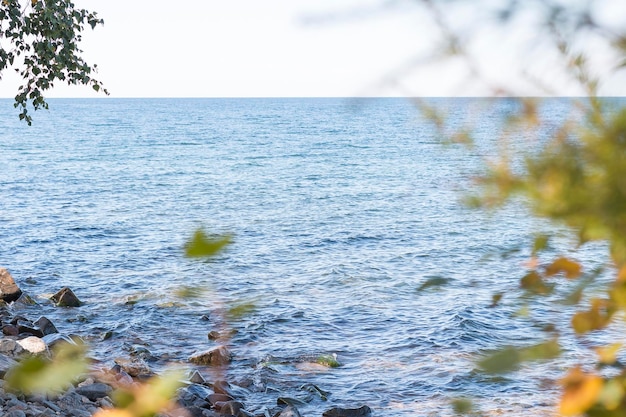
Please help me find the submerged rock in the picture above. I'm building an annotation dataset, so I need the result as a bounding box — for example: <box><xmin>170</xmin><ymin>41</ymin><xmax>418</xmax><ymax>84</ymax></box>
<box><xmin>50</xmin><ymin>287</ymin><xmax>82</xmax><ymax>307</ymax></box>
<box><xmin>322</xmin><ymin>405</ymin><xmax>373</xmax><ymax>417</ymax></box>
<box><xmin>0</xmin><ymin>268</ymin><xmax>22</xmax><ymax>302</ymax></box>
<box><xmin>189</xmin><ymin>345</ymin><xmax>232</xmax><ymax>366</ymax></box>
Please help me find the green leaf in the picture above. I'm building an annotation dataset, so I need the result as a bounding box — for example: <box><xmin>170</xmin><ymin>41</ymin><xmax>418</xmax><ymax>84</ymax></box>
<box><xmin>184</xmin><ymin>229</ymin><xmax>231</xmax><ymax>258</ymax></box>
<box><xmin>5</xmin><ymin>342</ymin><xmax>88</xmax><ymax>394</ymax></box>
<box><xmin>478</xmin><ymin>340</ymin><xmax>560</xmax><ymax>374</ymax></box>
<box><xmin>417</xmin><ymin>276</ymin><xmax>452</xmax><ymax>292</ymax></box>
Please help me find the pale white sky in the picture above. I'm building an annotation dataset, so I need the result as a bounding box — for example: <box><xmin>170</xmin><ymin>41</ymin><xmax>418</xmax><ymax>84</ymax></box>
<box><xmin>1</xmin><ymin>0</ymin><xmax>625</xmax><ymax>98</ymax></box>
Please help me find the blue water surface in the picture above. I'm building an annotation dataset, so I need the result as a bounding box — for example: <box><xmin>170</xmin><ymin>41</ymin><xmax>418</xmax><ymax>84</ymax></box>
<box><xmin>0</xmin><ymin>98</ymin><xmax>613</xmax><ymax>416</ymax></box>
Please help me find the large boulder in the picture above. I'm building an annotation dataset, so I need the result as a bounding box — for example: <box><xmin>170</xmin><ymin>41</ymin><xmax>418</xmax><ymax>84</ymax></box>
<box><xmin>0</xmin><ymin>268</ymin><xmax>22</xmax><ymax>302</ymax></box>
<box><xmin>50</xmin><ymin>287</ymin><xmax>82</xmax><ymax>307</ymax></box>
<box><xmin>189</xmin><ymin>345</ymin><xmax>232</xmax><ymax>366</ymax></box>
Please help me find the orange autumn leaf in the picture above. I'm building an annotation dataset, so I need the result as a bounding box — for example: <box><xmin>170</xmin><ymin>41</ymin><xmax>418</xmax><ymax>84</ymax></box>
<box><xmin>560</xmin><ymin>367</ymin><xmax>603</xmax><ymax>416</ymax></box>
<box><xmin>93</xmin><ymin>410</ymin><xmax>133</xmax><ymax>417</ymax></box>
<box><xmin>545</xmin><ymin>257</ymin><xmax>582</xmax><ymax>279</ymax></box>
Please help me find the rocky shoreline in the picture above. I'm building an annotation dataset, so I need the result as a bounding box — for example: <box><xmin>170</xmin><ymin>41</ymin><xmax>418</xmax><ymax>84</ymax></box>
<box><xmin>0</xmin><ymin>268</ymin><xmax>372</xmax><ymax>417</ymax></box>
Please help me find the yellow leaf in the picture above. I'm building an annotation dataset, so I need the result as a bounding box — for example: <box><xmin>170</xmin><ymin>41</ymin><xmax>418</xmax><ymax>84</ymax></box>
<box><xmin>560</xmin><ymin>368</ymin><xmax>603</xmax><ymax>416</ymax></box>
<box><xmin>596</xmin><ymin>343</ymin><xmax>622</xmax><ymax>365</ymax></box>
<box><xmin>545</xmin><ymin>257</ymin><xmax>582</xmax><ymax>279</ymax></box>
<box><xmin>93</xmin><ymin>410</ymin><xmax>133</xmax><ymax>417</ymax></box>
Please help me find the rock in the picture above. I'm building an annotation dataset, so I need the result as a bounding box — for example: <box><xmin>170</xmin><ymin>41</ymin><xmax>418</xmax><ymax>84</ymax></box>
<box><xmin>114</xmin><ymin>357</ymin><xmax>153</xmax><ymax>378</ymax></box>
<box><xmin>189</xmin><ymin>345</ymin><xmax>232</xmax><ymax>366</ymax></box>
<box><xmin>0</xmin><ymin>353</ymin><xmax>18</xmax><ymax>377</ymax></box>
<box><xmin>0</xmin><ymin>339</ymin><xmax>25</xmax><ymax>357</ymax></box>
<box><xmin>50</xmin><ymin>287</ymin><xmax>82</xmax><ymax>307</ymax></box>
<box><xmin>215</xmin><ymin>400</ymin><xmax>245</xmax><ymax>415</ymax></box>
<box><xmin>14</xmin><ymin>293</ymin><xmax>37</xmax><ymax>306</ymax></box>
<box><xmin>5</xmin><ymin>410</ymin><xmax>26</xmax><ymax>417</ymax></box>
<box><xmin>278</xmin><ymin>405</ymin><xmax>302</xmax><ymax>417</ymax></box>
<box><xmin>177</xmin><ymin>383</ymin><xmax>212</xmax><ymax>407</ymax></box>
<box><xmin>212</xmin><ymin>380</ymin><xmax>237</xmax><ymax>397</ymax></box>
<box><xmin>16</xmin><ymin>323</ymin><xmax>44</xmax><ymax>337</ymax></box>
<box><xmin>42</xmin><ymin>333</ymin><xmax>77</xmax><ymax>349</ymax></box>
<box><xmin>75</xmin><ymin>382</ymin><xmax>113</xmax><ymax>401</ymax></box>
<box><xmin>322</xmin><ymin>406</ymin><xmax>373</xmax><ymax>417</ymax></box>
<box><xmin>3</xmin><ymin>324</ymin><xmax>19</xmax><ymax>336</ymax></box>
<box><xmin>35</xmin><ymin>316</ymin><xmax>58</xmax><ymax>335</ymax></box>
<box><xmin>17</xmin><ymin>336</ymin><xmax>48</xmax><ymax>354</ymax></box>
<box><xmin>0</xmin><ymin>268</ymin><xmax>22</xmax><ymax>302</ymax></box>
<box><xmin>188</xmin><ymin>370</ymin><xmax>206</xmax><ymax>384</ymax></box>
<box><xmin>207</xmin><ymin>393</ymin><xmax>235</xmax><ymax>406</ymax></box>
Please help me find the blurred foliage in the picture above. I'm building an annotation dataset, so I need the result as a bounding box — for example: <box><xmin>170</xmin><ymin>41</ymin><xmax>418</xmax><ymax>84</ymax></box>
<box><xmin>5</xmin><ymin>341</ymin><xmax>88</xmax><ymax>395</ymax></box>
<box><xmin>0</xmin><ymin>0</ymin><xmax>108</xmax><ymax>124</ymax></box>
<box><xmin>184</xmin><ymin>229</ymin><xmax>232</xmax><ymax>258</ymax></box>
<box><xmin>406</xmin><ymin>0</ymin><xmax>626</xmax><ymax>415</ymax></box>
<box><xmin>93</xmin><ymin>370</ymin><xmax>184</xmax><ymax>417</ymax></box>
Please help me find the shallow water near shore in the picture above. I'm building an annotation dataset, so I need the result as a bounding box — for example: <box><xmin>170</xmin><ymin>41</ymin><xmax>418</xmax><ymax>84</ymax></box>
<box><xmin>0</xmin><ymin>98</ymin><xmax>616</xmax><ymax>416</ymax></box>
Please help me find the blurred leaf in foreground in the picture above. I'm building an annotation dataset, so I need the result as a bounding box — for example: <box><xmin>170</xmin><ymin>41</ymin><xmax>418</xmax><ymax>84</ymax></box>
<box><xmin>6</xmin><ymin>342</ymin><xmax>88</xmax><ymax>395</ymax></box>
<box><xmin>560</xmin><ymin>367</ymin><xmax>603</xmax><ymax>416</ymax></box>
<box><xmin>184</xmin><ymin>229</ymin><xmax>232</xmax><ymax>258</ymax></box>
<box><xmin>95</xmin><ymin>369</ymin><xmax>185</xmax><ymax>417</ymax></box>
<box><xmin>478</xmin><ymin>339</ymin><xmax>560</xmax><ymax>374</ymax></box>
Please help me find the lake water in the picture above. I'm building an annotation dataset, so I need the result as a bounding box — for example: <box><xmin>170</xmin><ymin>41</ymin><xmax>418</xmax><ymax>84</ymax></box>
<box><xmin>0</xmin><ymin>98</ymin><xmax>613</xmax><ymax>416</ymax></box>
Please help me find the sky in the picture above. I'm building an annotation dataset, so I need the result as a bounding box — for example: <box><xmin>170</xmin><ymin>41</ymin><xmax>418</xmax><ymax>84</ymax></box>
<box><xmin>1</xmin><ymin>0</ymin><xmax>626</xmax><ymax>98</ymax></box>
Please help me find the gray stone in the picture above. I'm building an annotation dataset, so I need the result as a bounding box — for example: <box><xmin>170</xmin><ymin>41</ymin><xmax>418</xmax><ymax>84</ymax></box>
<box><xmin>17</xmin><ymin>336</ymin><xmax>47</xmax><ymax>354</ymax></box>
<box><xmin>278</xmin><ymin>405</ymin><xmax>302</xmax><ymax>417</ymax></box>
<box><xmin>42</xmin><ymin>333</ymin><xmax>77</xmax><ymax>349</ymax></box>
<box><xmin>35</xmin><ymin>316</ymin><xmax>58</xmax><ymax>335</ymax></box>
<box><xmin>188</xmin><ymin>370</ymin><xmax>206</xmax><ymax>384</ymax></box>
<box><xmin>0</xmin><ymin>339</ymin><xmax>24</xmax><ymax>357</ymax></box>
<box><xmin>216</xmin><ymin>400</ymin><xmax>245</xmax><ymax>415</ymax></box>
<box><xmin>322</xmin><ymin>405</ymin><xmax>373</xmax><ymax>417</ymax></box>
<box><xmin>4</xmin><ymin>410</ymin><xmax>26</xmax><ymax>417</ymax></box>
<box><xmin>189</xmin><ymin>345</ymin><xmax>231</xmax><ymax>366</ymax></box>
<box><xmin>0</xmin><ymin>268</ymin><xmax>22</xmax><ymax>302</ymax></box>
<box><xmin>75</xmin><ymin>382</ymin><xmax>113</xmax><ymax>401</ymax></box>
<box><xmin>50</xmin><ymin>287</ymin><xmax>82</xmax><ymax>307</ymax></box>
<box><xmin>207</xmin><ymin>393</ymin><xmax>234</xmax><ymax>405</ymax></box>
<box><xmin>0</xmin><ymin>353</ymin><xmax>18</xmax><ymax>377</ymax></box>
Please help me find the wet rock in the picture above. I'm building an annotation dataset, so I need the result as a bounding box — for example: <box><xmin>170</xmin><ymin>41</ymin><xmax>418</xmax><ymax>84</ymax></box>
<box><xmin>114</xmin><ymin>357</ymin><xmax>153</xmax><ymax>378</ymax></box>
<box><xmin>14</xmin><ymin>293</ymin><xmax>37</xmax><ymax>306</ymax></box>
<box><xmin>322</xmin><ymin>405</ymin><xmax>373</xmax><ymax>417</ymax></box>
<box><xmin>3</xmin><ymin>324</ymin><xmax>19</xmax><ymax>336</ymax></box>
<box><xmin>50</xmin><ymin>287</ymin><xmax>82</xmax><ymax>307</ymax></box>
<box><xmin>0</xmin><ymin>339</ymin><xmax>24</xmax><ymax>357</ymax></box>
<box><xmin>208</xmin><ymin>393</ymin><xmax>235</xmax><ymax>406</ymax></box>
<box><xmin>188</xmin><ymin>370</ymin><xmax>206</xmax><ymax>384</ymax></box>
<box><xmin>75</xmin><ymin>382</ymin><xmax>113</xmax><ymax>401</ymax></box>
<box><xmin>42</xmin><ymin>333</ymin><xmax>77</xmax><ymax>349</ymax></box>
<box><xmin>177</xmin><ymin>383</ymin><xmax>212</xmax><ymax>408</ymax></box>
<box><xmin>208</xmin><ymin>330</ymin><xmax>220</xmax><ymax>340</ymax></box>
<box><xmin>17</xmin><ymin>336</ymin><xmax>48</xmax><ymax>354</ymax></box>
<box><xmin>0</xmin><ymin>353</ymin><xmax>18</xmax><ymax>377</ymax></box>
<box><xmin>16</xmin><ymin>323</ymin><xmax>44</xmax><ymax>338</ymax></box>
<box><xmin>277</xmin><ymin>397</ymin><xmax>308</xmax><ymax>407</ymax></box>
<box><xmin>0</xmin><ymin>268</ymin><xmax>22</xmax><ymax>302</ymax></box>
<box><xmin>35</xmin><ymin>316</ymin><xmax>58</xmax><ymax>335</ymax></box>
<box><xmin>277</xmin><ymin>405</ymin><xmax>302</xmax><ymax>417</ymax></box>
<box><xmin>215</xmin><ymin>400</ymin><xmax>245</xmax><ymax>415</ymax></box>
<box><xmin>189</xmin><ymin>345</ymin><xmax>232</xmax><ymax>366</ymax></box>
<box><xmin>212</xmin><ymin>380</ymin><xmax>241</xmax><ymax>398</ymax></box>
